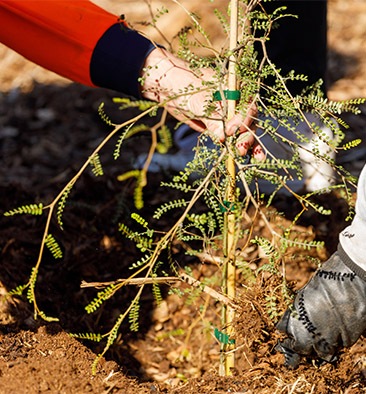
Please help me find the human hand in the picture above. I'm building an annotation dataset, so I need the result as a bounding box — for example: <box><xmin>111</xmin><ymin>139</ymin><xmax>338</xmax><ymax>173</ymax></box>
<box><xmin>141</xmin><ymin>48</ymin><xmax>264</xmax><ymax>160</ymax></box>
<box><xmin>276</xmin><ymin>244</ymin><xmax>366</xmax><ymax>369</ymax></box>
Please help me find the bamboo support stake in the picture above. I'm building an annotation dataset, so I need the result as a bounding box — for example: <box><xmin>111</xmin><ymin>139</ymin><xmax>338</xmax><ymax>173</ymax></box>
<box><xmin>224</xmin><ymin>0</ymin><xmax>239</xmax><ymax>376</ymax></box>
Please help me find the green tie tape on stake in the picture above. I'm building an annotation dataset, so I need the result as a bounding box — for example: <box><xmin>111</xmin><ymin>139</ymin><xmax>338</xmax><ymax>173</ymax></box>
<box><xmin>219</xmin><ymin>200</ymin><xmax>237</xmax><ymax>212</ymax></box>
<box><xmin>214</xmin><ymin>328</ymin><xmax>235</xmax><ymax>345</ymax></box>
<box><xmin>213</xmin><ymin>90</ymin><xmax>241</xmax><ymax>101</ymax></box>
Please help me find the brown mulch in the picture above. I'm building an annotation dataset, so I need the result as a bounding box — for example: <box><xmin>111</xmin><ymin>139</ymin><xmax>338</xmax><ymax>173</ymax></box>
<box><xmin>0</xmin><ymin>1</ymin><xmax>366</xmax><ymax>393</ymax></box>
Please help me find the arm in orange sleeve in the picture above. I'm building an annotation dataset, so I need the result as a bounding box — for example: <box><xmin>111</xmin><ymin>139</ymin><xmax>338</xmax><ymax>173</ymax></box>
<box><xmin>0</xmin><ymin>1</ymin><xmax>158</xmax><ymax>97</ymax></box>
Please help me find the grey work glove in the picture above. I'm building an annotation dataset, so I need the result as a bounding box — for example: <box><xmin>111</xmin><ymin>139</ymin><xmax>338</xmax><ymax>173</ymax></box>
<box><xmin>276</xmin><ymin>244</ymin><xmax>366</xmax><ymax>369</ymax></box>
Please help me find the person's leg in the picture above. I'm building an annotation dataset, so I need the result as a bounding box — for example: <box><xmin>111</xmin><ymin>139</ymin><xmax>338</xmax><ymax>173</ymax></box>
<box><xmin>257</xmin><ymin>0</ymin><xmax>327</xmax><ymax>96</ymax></box>
<box><xmin>340</xmin><ymin>164</ymin><xmax>366</xmax><ymax>271</ymax></box>
<box><xmin>255</xmin><ymin>0</ymin><xmax>334</xmax><ymax>192</ymax></box>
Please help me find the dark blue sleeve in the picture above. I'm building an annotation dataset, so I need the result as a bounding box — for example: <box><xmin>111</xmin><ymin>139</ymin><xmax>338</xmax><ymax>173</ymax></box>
<box><xmin>90</xmin><ymin>23</ymin><xmax>159</xmax><ymax>98</ymax></box>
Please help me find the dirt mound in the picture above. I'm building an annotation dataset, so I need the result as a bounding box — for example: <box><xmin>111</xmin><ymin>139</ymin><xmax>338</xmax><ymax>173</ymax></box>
<box><xmin>0</xmin><ymin>1</ymin><xmax>366</xmax><ymax>393</ymax></box>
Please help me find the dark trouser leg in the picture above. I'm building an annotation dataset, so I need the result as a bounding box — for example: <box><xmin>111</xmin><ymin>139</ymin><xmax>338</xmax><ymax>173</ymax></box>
<box><xmin>256</xmin><ymin>0</ymin><xmax>327</xmax><ymax>96</ymax></box>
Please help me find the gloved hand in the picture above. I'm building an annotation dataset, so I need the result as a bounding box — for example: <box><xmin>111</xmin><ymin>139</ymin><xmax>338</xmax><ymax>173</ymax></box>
<box><xmin>276</xmin><ymin>244</ymin><xmax>366</xmax><ymax>369</ymax></box>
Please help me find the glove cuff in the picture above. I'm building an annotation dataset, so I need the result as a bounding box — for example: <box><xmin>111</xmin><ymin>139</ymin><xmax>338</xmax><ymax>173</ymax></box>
<box><xmin>338</xmin><ymin>243</ymin><xmax>366</xmax><ymax>282</ymax></box>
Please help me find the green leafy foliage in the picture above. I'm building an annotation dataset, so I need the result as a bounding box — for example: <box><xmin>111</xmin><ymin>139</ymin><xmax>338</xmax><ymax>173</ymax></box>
<box><xmin>236</xmin><ymin>260</ymin><xmax>256</xmax><ymax>284</ymax></box>
<box><xmin>57</xmin><ymin>182</ymin><xmax>74</xmax><ymax>230</ymax></box>
<box><xmin>4</xmin><ymin>1</ymin><xmax>365</xmax><ymax>375</ymax></box>
<box><xmin>89</xmin><ymin>153</ymin><xmax>104</xmax><ymax>177</ymax></box>
<box><xmin>26</xmin><ymin>267</ymin><xmax>38</xmax><ymax>305</ymax></box>
<box><xmin>281</xmin><ymin>238</ymin><xmax>324</xmax><ymax>251</ymax></box>
<box><xmin>156</xmin><ymin>328</ymin><xmax>184</xmax><ymax>341</ymax></box>
<box><xmin>69</xmin><ymin>332</ymin><xmax>102</xmax><ymax>342</ymax></box>
<box><xmin>252</xmin><ymin>236</ymin><xmax>279</xmax><ymax>263</ymax></box>
<box><xmin>85</xmin><ymin>284</ymin><xmax>117</xmax><ymax>314</ymax></box>
<box><xmin>153</xmin><ymin>199</ymin><xmax>190</xmax><ymax>220</ymax></box>
<box><xmin>265</xmin><ymin>295</ymin><xmax>279</xmax><ymax>322</ymax></box>
<box><xmin>38</xmin><ymin>310</ymin><xmax>59</xmax><ymax>322</ymax></box>
<box><xmin>341</xmin><ymin>139</ymin><xmax>362</xmax><ymax>150</ymax></box>
<box><xmin>117</xmin><ymin>170</ymin><xmax>145</xmax><ymax>209</ymax></box>
<box><xmin>128</xmin><ymin>253</ymin><xmax>152</xmax><ymax>271</ymax></box>
<box><xmin>113</xmin><ymin>97</ymin><xmax>156</xmax><ymax>111</ymax></box>
<box><xmin>119</xmin><ymin>223</ymin><xmax>153</xmax><ymax>252</ymax></box>
<box><xmin>151</xmin><ymin>5</ymin><xmax>168</xmax><ymax>24</ymax></box>
<box><xmin>133</xmin><ymin>174</ymin><xmax>144</xmax><ymax>210</ymax></box>
<box><xmin>114</xmin><ymin>124</ymin><xmax>150</xmax><ymax>160</ymax></box>
<box><xmin>152</xmin><ymin>281</ymin><xmax>163</xmax><ymax>306</ymax></box>
<box><xmin>128</xmin><ymin>296</ymin><xmax>140</xmax><ymax>332</ymax></box>
<box><xmin>98</xmin><ymin>102</ymin><xmax>113</xmax><ymax>126</ymax></box>
<box><xmin>4</xmin><ymin>203</ymin><xmax>43</xmax><ymax>216</ymax></box>
<box><xmin>92</xmin><ymin>312</ymin><xmax>125</xmax><ymax>375</ymax></box>
<box><xmin>2</xmin><ymin>284</ymin><xmax>28</xmax><ymax>302</ymax></box>
<box><xmin>131</xmin><ymin>212</ymin><xmax>149</xmax><ymax>229</ymax></box>
<box><xmin>156</xmin><ymin>125</ymin><xmax>173</xmax><ymax>154</ymax></box>
<box><xmin>117</xmin><ymin>170</ymin><xmax>141</xmax><ymax>182</ymax></box>
<box><xmin>45</xmin><ymin>234</ymin><xmax>63</xmax><ymax>259</ymax></box>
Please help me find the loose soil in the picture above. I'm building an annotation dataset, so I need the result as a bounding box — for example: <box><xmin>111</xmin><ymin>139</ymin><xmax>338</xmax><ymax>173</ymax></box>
<box><xmin>1</xmin><ymin>1</ymin><xmax>366</xmax><ymax>393</ymax></box>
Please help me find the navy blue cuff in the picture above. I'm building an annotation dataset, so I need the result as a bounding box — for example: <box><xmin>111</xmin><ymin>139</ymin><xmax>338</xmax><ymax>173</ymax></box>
<box><xmin>90</xmin><ymin>23</ymin><xmax>158</xmax><ymax>98</ymax></box>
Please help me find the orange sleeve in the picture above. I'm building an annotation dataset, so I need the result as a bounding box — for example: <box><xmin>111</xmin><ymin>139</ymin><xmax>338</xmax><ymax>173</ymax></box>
<box><xmin>0</xmin><ymin>0</ymin><xmax>119</xmax><ymax>86</ymax></box>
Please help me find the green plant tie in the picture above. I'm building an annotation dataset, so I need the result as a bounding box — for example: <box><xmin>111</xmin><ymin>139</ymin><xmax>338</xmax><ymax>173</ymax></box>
<box><xmin>213</xmin><ymin>90</ymin><xmax>241</xmax><ymax>101</ymax></box>
<box><xmin>219</xmin><ymin>200</ymin><xmax>237</xmax><ymax>212</ymax></box>
<box><xmin>214</xmin><ymin>328</ymin><xmax>235</xmax><ymax>345</ymax></box>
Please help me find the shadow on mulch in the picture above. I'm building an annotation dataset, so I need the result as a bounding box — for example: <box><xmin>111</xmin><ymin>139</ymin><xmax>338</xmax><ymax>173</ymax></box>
<box><xmin>327</xmin><ymin>47</ymin><xmax>360</xmax><ymax>90</ymax></box>
<box><xmin>0</xmin><ymin>82</ymin><xmax>182</xmax><ymax>382</ymax></box>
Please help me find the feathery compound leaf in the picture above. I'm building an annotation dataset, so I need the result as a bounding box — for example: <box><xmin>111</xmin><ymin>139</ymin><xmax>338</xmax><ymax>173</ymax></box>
<box><xmin>345</xmin><ymin>203</ymin><xmax>355</xmax><ymax>222</ymax></box>
<box><xmin>118</xmin><ymin>223</ymin><xmax>133</xmax><ymax>237</ymax></box>
<box><xmin>45</xmin><ymin>234</ymin><xmax>63</xmax><ymax>259</ymax></box>
<box><xmin>340</xmin><ymin>139</ymin><xmax>361</xmax><ymax>150</ymax></box>
<box><xmin>117</xmin><ymin>170</ymin><xmax>144</xmax><ymax>209</ymax></box>
<box><xmin>160</xmin><ymin>180</ymin><xmax>193</xmax><ymax>193</ymax></box>
<box><xmin>265</xmin><ymin>295</ymin><xmax>279</xmax><ymax>322</ymax></box>
<box><xmin>106</xmin><ymin>312</ymin><xmax>124</xmax><ymax>349</ymax></box>
<box><xmin>156</xmin><ymin>328</ymin><xmax>185</xmax><ymax>341</ymax></box>
<box><xmin>114</xmin><ymin>124</ymin><xmax>150</xmax><ymax>160</ymax></box>
<box><xmin>38</xmin><ymin>310</ymin><xmax>59</xmax><ymax>322</ymax></box>
<box><xmin>203</xmin><ymin>192</ymin><xmax>224</xmax><ymax>233</ymax></box>
<box><xmin>98</xmin><ymin>102</ymin><xmax>113</xmax><ymax>126</ymax></box>
<box><xmin>214</xmin><ymin>8</ymin><xmax>229</xmax><ymax>33</ymax></box>
<box><xmin>4</xmin><ymin>203</ymin><xmax>43</xmax><ymax>216</ymax></box>
<box><xmin>134</xmin><ymin>180</ymin><xmax>144</xmax><ymax>210</ymax></box>
<box><xmin>153</xmin><ymin>199</ymin><xmax>189</xmax><ymax>220</ymax></box>
<box><xmin>131</xmin><ymin>213</ymin><xmax>149</xmax><ymax>229</ymax></box>
<box><xmin>252</xmin><ymin>236</ymin><xmax>280</xmax><ymax>265</ymax></box>
<box><xmin>129</xmin><ymin>253</ymin><xmax>152</xmax><ymax>270</ymax></box>
<box><xmin>91</xmin><ymin>312</ymin><xmax>126</xmax><ymax>374</ymax></box>
<box><xmin>57</xmin><ymin>182</ymin><xmax>74</xmax><ymax>230</ymax></box>
<box><xmin>281</xmin><ymin>238</ymin><xmax>324</xmax><ymax>251</ymax></box>
<box><xmin>118</xmin><ymin>223</ymin><xmax>153</xmax><ymax>252</ymax></box>
<box><xmin>85</xmin><ymin>284</ymin><xmax>117</xmax><ymax>314</ymax></box>
<box><xmin>113</xmin><ymin>97</ymin><xmax>156</xmax><ymax>111</ymax></box>
<box><xmin>69</xmin><ymin>332</ymin><xmax>102</xmax><ymax>342</ymax></box>
<box><xmin>89</xmin><ymin>153</ymin><xmax>104</xmax><ymax>176</ymax></box>
<box><xmin>152</xmin><ymin>281</ymin><xmax>163</xmax><ymax>306</ymax></box>
<box><xmin>3</xmin><ymin>284</ymin><xmax>28</xmax><ymax>302</ymax></box>
<box><xmin>156</xmin><ymin>125</ymin><xmax>172</xmax><ymax>154</ymax></box>
<box><xmin>128</xmin><ymin>296</ymin><xmax>140</xmax><ymax>332</ymax></box>
<box><xmin>117</xmin><ymin>170</ymin><xmax>141</xmax><ymax>182</ymax></box>
<box><xmin>298</xmin><ymin>95</ymin><xmax>365</xmax><ymax>115</ymax></box>
<box><xmin>27</xmin><ymin>267</ymin><xmax>38</xmax><ymax>304</ymax></box>
<box><xmin>303</xmin><ymin>200</ymin><xmax>332</xmax><ymax>215</ymax></box>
